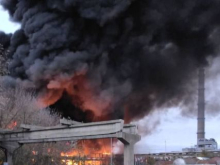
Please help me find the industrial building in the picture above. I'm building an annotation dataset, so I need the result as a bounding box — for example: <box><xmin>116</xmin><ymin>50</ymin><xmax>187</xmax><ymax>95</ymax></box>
<box><xmin>183</xmin><ymin>67</ymin><xmax>218</xmax><ymax>152</ymax></box>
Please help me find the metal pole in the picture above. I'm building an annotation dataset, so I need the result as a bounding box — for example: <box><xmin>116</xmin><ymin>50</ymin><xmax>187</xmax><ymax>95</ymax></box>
<box><xmin>165</xmin><ymin>140</ymin><xmax>166</xmax><ymax>160</ymax></box>
<box><xmin>110</xmin><ymin>138</ymin><xmax>113</xmax><ymax>165</ymax></box>
<box><xmin>165</xmin><ymin>140</ymin><xmax>166</xmax><ymax>153</ymax></box>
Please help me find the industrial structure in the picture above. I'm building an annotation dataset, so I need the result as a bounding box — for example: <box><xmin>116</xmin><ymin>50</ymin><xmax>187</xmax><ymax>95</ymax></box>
<box><xmin>197</xmin><ymin>67</ymin><xmax>206</xmax><ymax>141</ymax></box>
<box><xmin>144</xmin><ymin>67</ymin><xmax>219</xmax><ymax>160</ymax></box>
<box><xmin>0</xmin><ymin>119</ymin><xmax>141</xmax><ymax>165</ymax></box>
<box><xmin>183</xmin><ymin>67</ymin><xmax>218</xmax><ymax>152</ymax></box>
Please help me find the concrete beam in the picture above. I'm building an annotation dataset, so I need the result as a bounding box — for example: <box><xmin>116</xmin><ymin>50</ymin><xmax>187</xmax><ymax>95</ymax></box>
<box><xmin>119</xmin><ymin>132</ymin><xmax>141</xmax><ymax>144</ymax></box>
<box><xmin>20</xmin><ymin>124</ymin><xmax>45</xmax><ymax>131</ymax></box>
<box><xmin>0</xmin><ymin>129</ymin><xmax>11</xmax><ymax>133</ymax></box>
<box><xmin>123</xmin><ymin>124</ymin><xmax>138</xmax><ymax>134</ymax></box>
<box><xmin>0</xmin><ymin>120</ymin><xmax>124</xmax><ymax>143</ymax></box>
<box><xmin>60</xmin><ymin>118</ymin><xmax>82</xmax><ymax>125</ymax></box>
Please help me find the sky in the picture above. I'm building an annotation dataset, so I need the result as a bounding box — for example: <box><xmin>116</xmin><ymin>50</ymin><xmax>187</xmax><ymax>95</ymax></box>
<box><xmin>1</xmin><ymin>3</ymin><xmax>220</xmax><ymax>154</ymax></box>
<box><xmin>0</xmin><ymin>6</ymin><xmax>20</xmax><ymax>33</ymax></box>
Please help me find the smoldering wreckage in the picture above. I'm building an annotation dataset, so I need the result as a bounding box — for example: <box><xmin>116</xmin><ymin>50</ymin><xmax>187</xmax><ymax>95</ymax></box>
<box><xmin>1</xmin><ymin>0</ymin><xmax>220</xmax><ymax>165</ymax></box>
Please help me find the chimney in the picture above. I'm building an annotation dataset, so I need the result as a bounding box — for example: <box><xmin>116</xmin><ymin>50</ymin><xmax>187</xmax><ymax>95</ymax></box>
<box><xmin>197</xmin><ymin>67</ymin><xmax>205</xmax><ymax>142</ymax></box>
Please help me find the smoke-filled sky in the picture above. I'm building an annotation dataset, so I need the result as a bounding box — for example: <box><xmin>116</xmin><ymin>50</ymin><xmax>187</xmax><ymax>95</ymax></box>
<box><xmin>1</xmin><ymin>0</ymin><xmax>220</xmax><ymax>153</ymax></box>
<box><xmin>1</xmin><ymin>0</ymin><xmax>219</xmax><ymax>122</ymax></box>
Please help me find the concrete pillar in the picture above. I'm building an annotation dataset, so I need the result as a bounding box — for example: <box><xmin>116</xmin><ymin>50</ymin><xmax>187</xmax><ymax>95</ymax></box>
<box><xmin>5</xmin><ymin>148</ymin><xmax>13</xmax><ymax>165</ymax></box>
<box><xmin>0</xmin><ymin>142</ymin><xmax>20</xmax><ymax>165</ymax></box>
<box><xmin>124</xmin><ymin>143</ymin><xmax>135</xmax><ymax>165</ymax></box>
<box><xmin>119</xmin><ymin>133</ymin><xmax>141</xmax><ymax>165</ymax></box>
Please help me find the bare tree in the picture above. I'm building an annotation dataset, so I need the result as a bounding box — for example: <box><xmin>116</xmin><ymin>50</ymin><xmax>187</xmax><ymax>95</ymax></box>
<box><xmin>0</xmin><ymin>83</ymin><xmax>75</xmax><ymax>165</ymax></box>
<box><xmin>0</xmin><ymin>46</ymin><xmax>76</xmax><ymax>164</ymax></box>
<box><xmin>0</xmin><ymin>84</ymin><xmax>66</xmax><ymax>165</ymax></box>
<box><xmin>0</xmin><ymin>85</ymin><xmax>60</xmax><ymax>129</ymax></box>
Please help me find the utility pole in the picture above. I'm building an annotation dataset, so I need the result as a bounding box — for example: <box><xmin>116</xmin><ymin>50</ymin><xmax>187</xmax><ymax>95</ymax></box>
<box><xmin>165</xmin><ymin>140</ymin><xmax>167</xmax><ymax>160</ymax></box>
<box><xmin>165</xmin><ymin>140</ymin><xmax>166</xmax><ymax>153</ymax></box>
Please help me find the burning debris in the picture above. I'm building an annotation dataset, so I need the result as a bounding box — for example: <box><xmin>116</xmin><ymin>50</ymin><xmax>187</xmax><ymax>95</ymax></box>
<box><xmin>1</xmin><ymin>0</ymin><xmax>220</xmax><ymax>123</ymax></box>
<box><xmin>60</xmin><ymin>139</ymin><xmax>113</xmax><ymax>165</ymax></box>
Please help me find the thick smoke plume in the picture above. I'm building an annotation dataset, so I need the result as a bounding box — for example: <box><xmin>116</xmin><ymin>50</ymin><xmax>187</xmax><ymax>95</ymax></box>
<box><xmin>0</xmin><ymin>32</ymin><xmax>11</xmax><ymax>48</ymax></box>
<box><xmin>1</xmin><ymin>0</ymin><xmax>220</xmax><ymax>122</ymax></box>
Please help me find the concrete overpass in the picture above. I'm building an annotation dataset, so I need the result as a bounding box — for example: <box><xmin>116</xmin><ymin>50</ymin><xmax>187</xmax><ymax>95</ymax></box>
<box><xmin>0</xmin><ymin>119</ymin><xmax>141</xmax><ymax>165</ymax></box>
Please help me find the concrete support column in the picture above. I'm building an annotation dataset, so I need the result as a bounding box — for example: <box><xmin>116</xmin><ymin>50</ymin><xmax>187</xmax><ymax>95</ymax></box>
<box><xmin>124</xmin><ymin>142</ymin><xmax>135</xmax><ymax>165</ymax></box>
<box><xmin>119</xmin><ymin>132</ymin><xmax>141</xmax><ymax>165</ymax></box>
<box><xmin>5</xmin><ymin>148</ymin><xmax>14</xmax><ymax>165</ymax></box>
<box><xmin>0</xmin><ymin>142</ymin><xmax>20</xmax><ymax>165</ymax></box>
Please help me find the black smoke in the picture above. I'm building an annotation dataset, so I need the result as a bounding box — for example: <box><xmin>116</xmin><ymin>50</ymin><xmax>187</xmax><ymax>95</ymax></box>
<box><xmin>0</xmin><ymin>32</ymin><xmax>11</xmax><ymax>49</ymax></box>
<box><xmin>1</xmin><ymin>0</ymin><xmax>220</xmax><ymax>122</ymax></box>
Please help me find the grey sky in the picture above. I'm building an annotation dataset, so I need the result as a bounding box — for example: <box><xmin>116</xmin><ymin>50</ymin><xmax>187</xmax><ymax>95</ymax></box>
<box><xmin>0</xmin><ymin>3</ymin><xmax>220</xmax><ymax>154</ymax></box>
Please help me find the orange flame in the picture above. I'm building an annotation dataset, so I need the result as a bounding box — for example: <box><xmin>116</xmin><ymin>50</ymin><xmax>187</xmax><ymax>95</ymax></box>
<box><xmin>39</xmin><ymin>74</ymin><xmax>113</xmax><ymax>117</ymax></box>
<box><xmin>32</xmin><ymin>150</ymin><xmax>38</xmax><ymax>155</ymax></box>
<box><xmin>37</xmin><ymin>72</ymin><xmax>118</xmax><ymax>165</ymax></box>
<box><xmin>60</xmin><ymin>139</ymin><xmax>113</xmax><ymax>165</ymax></box>
<box><xmin>7</xmin><ymin>121</ymin><xmax>17</xmax><ymax>129</ymax></box>
<box><xmin>61</xmin><ymin>139</ymin><xmax>112</xmax><ymax>156</ymax></box>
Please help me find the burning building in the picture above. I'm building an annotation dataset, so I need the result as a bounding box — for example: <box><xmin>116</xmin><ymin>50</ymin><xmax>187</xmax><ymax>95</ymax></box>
<box><xmin>60</xmin><ymin>139</ymin><xmax>113</xmax><ymax>165</ymax></box>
